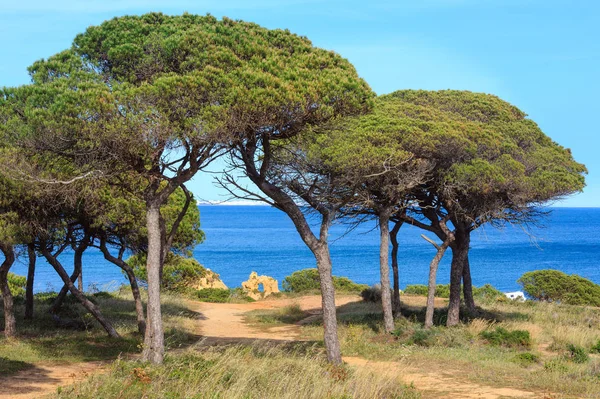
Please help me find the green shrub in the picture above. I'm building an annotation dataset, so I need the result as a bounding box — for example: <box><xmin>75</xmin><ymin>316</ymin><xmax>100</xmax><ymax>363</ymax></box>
<box><xmin>566</xmin><ymin>344</ymin><xmax>589</xmax><ymax>364</ymax></box>
<box><xmin>128</xmin><ymin>253</ymin><xmax>215</xmax><ymax>293</ymax></box>
<box><xmin>282</xmin><ymin>269</ymin><xmax>367</xmax><ymax>293</ymax></box>
<box><xmin>408</xmin><ymin>329</ymin><xmax>435</xmax><ymax>347</ymax></box>
<box><xmin>513</xmin><ymin>352</ymin><xmax>540</xmax><ymax>366</ymax></box>
<box><xmin>544</xmin><ymin>359</ymin><xmax>569</xmax><ymax>373</ymax></box>
<box><xmin>403</xmin><ymin>284</ymin><xmax>429</xmax><ymax>296</ymax></box>
<box><xmin>590</xmin><ymin>340</ymin><xmax>600</xmax><ymax>354</ymax></box>
<box><xmin>404</xmin><ymin>283</ymin><xmax>502</xmax><ymax>301</ymax></box>
<box><xmin>404</xmin><ymin>284</ymin><xmax>450</xmax><ymax>297</ymax></box>
<box><xmin>7</xmin><ymin>273</ymin><xmax>26</xmax><ymax>298</ymax></box>
<box><xmin>473</xmin><ymin>284</ymin><xmax>504</xmax><ymax>301</ymax></box>
<box><xmin>517</xmin><ymin>269</ymin><xmax>600</xmax><ymax>306</ymax></box>
<box><xmin>480</xmin><ymin>327</ymin><xmax>531</xmax><ymax>349</ymax></box>
<box><xmin>196</xmin><ymin>288</ymin><xmax>231</xmax><ymax>303</ymax></box>
<box><xmin>360</xmin><ymin>286</ymin><xmax>381</xmax><ymax>302</ymax></box>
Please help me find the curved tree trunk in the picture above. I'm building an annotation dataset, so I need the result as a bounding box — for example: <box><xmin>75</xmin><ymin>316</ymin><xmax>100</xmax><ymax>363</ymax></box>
<box><xmin>424</xmin><ymin>237</ymin><xmax>452</xmax><ymax>328</ymax></box>
<box><xmin>40</xmin><ymin>248</ymin><xmax>119</xmax><ymax>338</ymax></box>
<box><xmin>389</xmin><ymin>220</ymin><xmax>402</xmax><ymax>317</ymax></box>
<box><xmin>25</xmin><ymin>243</ymin><xmax>36</xmax><ymax>320</ymax></box>
<box><xmin>447</xmin><ymin>230</ymin><xmax>470</xmax><ymax>327</ymax></box>
<box><xmin>462</xmin><ymin>253</ymin><xmax>476</xmax><ymax>314</ymax></box>
<box><xmin>99</xmin><ymin>240</ymin><xmax>146</xmax><ymax>335</ymax></box>
<box><xmin>50</xmin><ymin>238</ymin><xmax>89</xmax><ymax>314</ymax></box>
<box><xmin>378</xmin><ymin>211</ymin><xmax>394</xmax><ymax>333</ymax></box>
<box><xmin>142</xmin><ymin>202</ymin><xmax>165</xmax><ymax>364</ymax></box>
<box><xmin>77</xmin><ymin>272</ymin><xmax>83</xmax><ymax>292</ymax></box>
<box><xmin>0</xmin><ymin>243</ymin><xmax>17</xmax><ymax>338</ymax></box>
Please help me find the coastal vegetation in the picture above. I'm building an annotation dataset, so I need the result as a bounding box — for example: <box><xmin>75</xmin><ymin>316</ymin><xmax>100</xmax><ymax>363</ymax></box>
<box><xmin>518</xmin><ymin>269</ymin><xmax>600</xmax><ymax>306</ymax></box>
<box><xmin>0</xmin><ymin>10</ymin><xmax>592</xmax><ymax>399</ymax></box>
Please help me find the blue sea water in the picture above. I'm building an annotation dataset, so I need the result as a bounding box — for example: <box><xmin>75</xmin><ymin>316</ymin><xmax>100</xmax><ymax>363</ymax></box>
<box><xmin>8</xmin><ymin>206</ymin><xmax>600</xmax><ymax>293</ymax></box>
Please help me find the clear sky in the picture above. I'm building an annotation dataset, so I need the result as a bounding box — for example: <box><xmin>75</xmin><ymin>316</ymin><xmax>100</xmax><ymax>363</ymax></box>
<box><xmin>1</xmin><ymin>0</ymin><xmax>598</xmax><ymax>206</ymax></box>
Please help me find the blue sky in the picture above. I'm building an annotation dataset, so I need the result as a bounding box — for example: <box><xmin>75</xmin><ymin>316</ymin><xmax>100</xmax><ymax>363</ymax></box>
<box><xmin>1</xmin><ymin>0</ymin><xmax>598</xmax><ymax>206</ymax></box>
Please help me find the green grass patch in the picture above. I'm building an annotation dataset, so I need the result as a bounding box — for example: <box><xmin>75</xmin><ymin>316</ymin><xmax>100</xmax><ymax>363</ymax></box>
<box><xmin>479</xmin><ymin>327</ymin><xmax>531</xmax><ymax>349</ymax></box>
<box><xmin>245</xmin><ymin>304</ymin><xmax>308</xmax><ymax>327</ymax></box>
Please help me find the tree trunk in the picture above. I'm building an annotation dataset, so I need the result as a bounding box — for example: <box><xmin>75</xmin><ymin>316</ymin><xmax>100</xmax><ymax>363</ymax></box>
<box><xmin>77</xmin><ymin>272</ymin><xmax>83</xmax><ymax>292</ymax></box>
<box><xmin>314</xmin><ymin>244</ymin><xmax>342</xmax><ymax>364</ymax></box>
<box><xmin>0</xmin><ymin>243</ymin><xmax>17</xmax><ymax>338</ymax></box>
<box><xmin>142</xmin><ymin>202</ymin><xmax>165</xmax><ymax>364</ymax></box>
<box><xmin>462</xmin><ymin>252</ymin><xmax>476</xmax><ymax>314</ymax></box>
<box><xmin>25</xmin><ymin>243</ymin><xmax>36</xmax><ymax>320</ymax></box>
<box><xmin>50</xmin><ymin>239</ymin><xmax>88</xmax><ymax>314</ymax></box>
<box><xmin>425</xmin><ymin>238</ymin><xmax>451</xmax><ymax>328</ymax></box>
<box><xmin>40</xmin><ymin>248</ymin><xmax>119</xmax><ymax>338</ymax></box>
<box><xmin>99</xmin><ymin>241</ymin><xmax>146</xmax><ymax>335</ymax></box>
<box><xmin>447</xmin><ymin>230</ymin><xmax>469</xmax><ymax>327</ymax></box>
<box><xmin>389</xmin><ymin>220</ymin><xmax>402</xmax><ymax>317</ymax></box>
<box><xmin>378</xmin><ymin>211</ymin><xmax>394</xmax><ymax>333</ymax></box>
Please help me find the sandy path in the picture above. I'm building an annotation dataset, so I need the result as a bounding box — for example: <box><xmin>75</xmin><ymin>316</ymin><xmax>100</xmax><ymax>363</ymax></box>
<box><xmin>188</xmin><ymin>294</ymin><xmax>359</xmax><ymax>343</ymax></box>
<box><xmin>0</xmin><ymin>361</ymin><xmax>106</xmax><ymax>399</ymax></box>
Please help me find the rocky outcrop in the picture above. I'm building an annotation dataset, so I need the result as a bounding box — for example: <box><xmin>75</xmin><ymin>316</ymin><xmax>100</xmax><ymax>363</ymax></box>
<box><xmin>194</xmin><ymin>269</ymin><xmax>228</xmax><ymax>290</ymax></box>
<box><xmin>241</xmin><ymin>271</ymin><xmax>280</xmax><ymax>300</ymax></box>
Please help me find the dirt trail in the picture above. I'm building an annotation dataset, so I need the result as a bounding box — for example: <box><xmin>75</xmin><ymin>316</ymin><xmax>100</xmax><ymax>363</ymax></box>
<box><xmin>0</xmin><ymin>361</ymin><xmax>106</xmax><ymax>399</ymax></box>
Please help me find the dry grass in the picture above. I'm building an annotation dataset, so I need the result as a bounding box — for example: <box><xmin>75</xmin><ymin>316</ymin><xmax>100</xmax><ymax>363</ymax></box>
<box><xmin>54</xmin><ymin>344</ymin><xmax>421</xmax><ymax>399</ymax></box>
<box><xmin>296</xmin><ymin>297</ymin><xmax>600</xmax><ymax>398</ymax></box>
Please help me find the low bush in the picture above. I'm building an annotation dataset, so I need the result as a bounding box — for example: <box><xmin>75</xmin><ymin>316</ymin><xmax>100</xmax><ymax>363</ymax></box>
<box><xmin>196</xmin><ymin>288</ymin><xmax>231</xmax><ymax>303</ymax></box>
<box><xmin>590</xmin><ymin>340</ymin><xmax>600</xmax><ymax>354</ymax></box>
<box><xmin>512</xmin><ymin>352</ymin><xmax>539</xmax><ymax>366</ymax></box>
<box><xmin>282</xmin><ymin>269</ymin><xmax>368</xmax><ymax>293</ymax></box>
<box><xmin>128</xmin><ymin>253</ymin><xmax>215</xmax><ymax>293</ymax></box>
<box><xmin>480</xmin><ymin>327</ymin><xmax>531</xmax><ymax>349</ymax></box>
<box><xmin>517</xmin><ymin>269</ymin><xmax>600</xmax><ymax>306</ymax></box>
<box><xmin>196</xmin><ymin>288</ymin><xmax>254</xmax><ymax>303</ymax></box>
<box><xmin>544</xmin><ymin>358</ymin><xmax>569</xmax><ymax>373</ymax></box>
<box><xmin>403</xmin><ymin>283</ymin><xmax>503</xmax><ymax>301</ymax></box>
<box><xmin>566</xmin><ymin>344</ymin><xmax>589</xmax><ymax>364</ymax></box>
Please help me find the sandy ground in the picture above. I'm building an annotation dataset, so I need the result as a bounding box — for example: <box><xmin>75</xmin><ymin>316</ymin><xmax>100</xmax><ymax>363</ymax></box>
<box><xmin>0</xmin><ymin>361</ymin><xmax>106</xmax><ymax>399</ymax></box>
<box><xmin>0</xmin><ymin>294</ymin><xmax>544</xmax><ymax>399</ymax></box>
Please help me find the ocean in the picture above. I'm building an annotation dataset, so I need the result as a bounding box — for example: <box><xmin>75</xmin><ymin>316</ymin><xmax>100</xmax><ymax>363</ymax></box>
<box><xmin>9</xmin><ymin>206</ymin><xmax>600</xmax><ymax>293</ymax></box>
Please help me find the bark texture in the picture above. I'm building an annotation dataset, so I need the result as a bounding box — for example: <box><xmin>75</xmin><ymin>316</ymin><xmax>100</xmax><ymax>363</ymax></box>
<box><xmin>389</xmin><ymin>220</ymin><xmax>402</xmax><ymax>317</ymax></box>
<box><xmin>314</xmin><ymin>244</ymin><xmax>342</xmax><ymax>363</ymax></box>
<box><xmin>25</xmin><ymin>243</ymin><xmax>36</xmax><ymax>320</ymax></box>
<box><xmin>447</xmin><ymin>229</ymin><xmax>470</xmax><ymax>326</ymax></box>
<box><xmin>378</xmin><ymin>211</ymin><xmax>394</xmax><ymax>333</ymax></box>
<box><xmin>41</xmin><ymin>248</ymin><xmax>119</xmax><ymax>338</ymax></box>
<box><xmin>142</xmin><ymin>202</ymin><xmax>165</xmax><ymax>364</ymax></box>
<box><xmin>462</xmin><ymin>254</ymin><xmax>476</xmax><ymax>313</ymax></box>
<box><xmin>0</xmin><ymin>243</ymin><xmax>17</xmax><ymax>338</ymax></box>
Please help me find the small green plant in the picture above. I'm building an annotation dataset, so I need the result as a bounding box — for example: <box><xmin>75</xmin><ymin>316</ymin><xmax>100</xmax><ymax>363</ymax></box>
<box><xmin>196</xmin><ymin>288</ymin><xmax>231</xmax><ymax>303</ymax></box>
<box><xmin>566</xmin><ymin>344</ymin><xmax>589</xmax><ymax>364</ymax></box>
<box><xmin>408</xmin><ymin>329</ymin><xmax>435</xmax><ymax>347</ymax></box>
<box><xmin>544</xmin><ymin>358</ymin><xmax>569</xmax><ymax>373</ymax></box>
<box><xmin>513</xmin><ymin>352</ymin><xmax>539</xmax><ymax>366</ymax></box>
<box><xmin>590</xmin><ymin>340</ymin><xmax>600</xmax><ymax>354</ymax></box>
<box><xmin>480</xmin><ymin>327</ymin><xmax>531</xmax><ymax>349</ymax></box>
